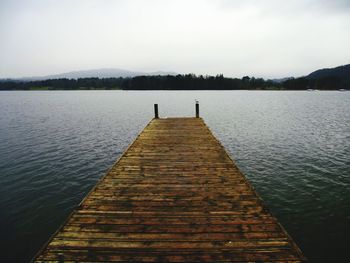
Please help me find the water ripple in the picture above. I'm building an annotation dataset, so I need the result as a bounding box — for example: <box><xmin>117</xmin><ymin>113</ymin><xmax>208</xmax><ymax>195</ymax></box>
<box><xmin>0</xmin><ymin>90</ymin><xmax>349</xmax><ymax>263</ymax></box>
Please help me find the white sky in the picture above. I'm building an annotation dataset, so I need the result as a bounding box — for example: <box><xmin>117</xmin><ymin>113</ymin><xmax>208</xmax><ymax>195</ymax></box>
<box><xmin>0</xmin><ymin>0</ymin><xmax>349</xmax><ymax>78</ymax></box>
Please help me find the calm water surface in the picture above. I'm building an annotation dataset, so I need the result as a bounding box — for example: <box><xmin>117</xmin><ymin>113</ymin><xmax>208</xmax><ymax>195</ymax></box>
<box><xmin>0</xmin><ymin>91</ymin><xmax>349</xmax><ymax>262</ymax></box>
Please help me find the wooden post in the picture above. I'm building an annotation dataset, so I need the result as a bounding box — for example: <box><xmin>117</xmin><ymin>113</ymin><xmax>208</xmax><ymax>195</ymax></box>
<box><xmin>154</xmin><ymin>104</ymin><xmax>159</xmax><ymax>119</ymax></box>
<box><xmin>195</xmin><ymin>101</ymin><xmax>199</xmax><ymax>118</ymax></box>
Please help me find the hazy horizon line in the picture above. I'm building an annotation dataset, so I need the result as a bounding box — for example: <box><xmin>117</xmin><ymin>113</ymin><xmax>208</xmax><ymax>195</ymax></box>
<box><xmin>2</xmin><ymin>62</ymin><xmax>348</xmax><ymax>80</ymax></box>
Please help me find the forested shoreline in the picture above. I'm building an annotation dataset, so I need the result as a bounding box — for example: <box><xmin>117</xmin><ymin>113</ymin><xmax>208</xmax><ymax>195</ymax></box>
<box><xmin>0</xmin><ymin>74</ymin><xmax>348</xmax><ymax>90</ymax></box>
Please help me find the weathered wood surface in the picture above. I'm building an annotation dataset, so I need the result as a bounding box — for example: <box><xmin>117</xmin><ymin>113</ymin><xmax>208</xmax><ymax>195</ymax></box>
<box><xmin>34</xmin><ymin>117</ymin><xmax>305</xmax><ymax>262</ymax></box>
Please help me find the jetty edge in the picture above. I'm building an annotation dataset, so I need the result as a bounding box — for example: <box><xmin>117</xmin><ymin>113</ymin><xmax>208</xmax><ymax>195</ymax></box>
<box><xmin>33</xmin><ymin>103</ymin><xmax>306</xmax><ymax>262</ymax></box>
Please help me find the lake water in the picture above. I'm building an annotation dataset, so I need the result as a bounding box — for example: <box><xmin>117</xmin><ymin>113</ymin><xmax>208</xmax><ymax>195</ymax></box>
<box><xmin>0</xmin><ymin>90</ymin><xmax>349</xmax><ymax>262</ymax></box>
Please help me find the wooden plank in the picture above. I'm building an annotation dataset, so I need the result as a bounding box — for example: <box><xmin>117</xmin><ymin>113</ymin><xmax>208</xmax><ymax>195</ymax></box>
<box><xmin>33</xmin><ymin>117</ymin><xmax>305</xmax><ymax>262</ymax></box>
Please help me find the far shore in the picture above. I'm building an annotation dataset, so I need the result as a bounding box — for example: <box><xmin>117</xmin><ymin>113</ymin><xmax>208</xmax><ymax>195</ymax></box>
<box><xmin>1</xmin><ymin>88</ymin><xmax>349</xmax><ymax>91</ymax></box>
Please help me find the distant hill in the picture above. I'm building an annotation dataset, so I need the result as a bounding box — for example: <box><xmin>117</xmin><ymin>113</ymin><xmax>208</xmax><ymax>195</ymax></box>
<box><xmin>15</xmin><ymin>68</ymin><xmax>177</xmax><ymax>81</ymax></box>
<box><xmin>1</xmin><ymin>64</ymin><xmax>349</xmax><ymax>90</ymax></box>
<box><xmin>271</xmin><ymin>77</ymin><xmax>293</xmax><ymax>83</ymax></box>
<box><xmin>307</xmin><ymin>64</ymin><xmax>350</xmax><ymax>82</ymax></box>
<box><xmin>281</xmin><ymin>63</ymin><xmax>350</xmax><ymax>90</ymax></box>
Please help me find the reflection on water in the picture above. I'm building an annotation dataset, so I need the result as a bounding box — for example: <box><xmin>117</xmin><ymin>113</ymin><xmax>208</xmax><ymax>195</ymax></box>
<box><xmin>0</xmin><ymin>91</ymin><xmax>349</xmax><ymax>262</ymax></box>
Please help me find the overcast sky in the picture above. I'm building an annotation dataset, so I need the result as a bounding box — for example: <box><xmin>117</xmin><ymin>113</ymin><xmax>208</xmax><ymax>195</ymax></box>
<box><xmin>0</xmin><ymin>0</ymin><xmax>349</xmax><ymax>78</ymax></box>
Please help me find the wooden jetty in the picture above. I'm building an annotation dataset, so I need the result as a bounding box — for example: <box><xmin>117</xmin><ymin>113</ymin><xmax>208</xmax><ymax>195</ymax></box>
<box><xmin>34</xmin><ymin>104</ymin><xmax>305</xmax><ymax>262</ymax></box>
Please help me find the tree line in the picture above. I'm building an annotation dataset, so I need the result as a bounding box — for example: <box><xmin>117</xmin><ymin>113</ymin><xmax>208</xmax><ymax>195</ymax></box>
<box><xmin>0</xmin><ymin>74</ymin><xmax>348</xmax><ymax>90</ymax></box>
<box><xmin>283</xmin><ymin>76</ymin><xmax>348</xmax><ymax>90</ymax></box>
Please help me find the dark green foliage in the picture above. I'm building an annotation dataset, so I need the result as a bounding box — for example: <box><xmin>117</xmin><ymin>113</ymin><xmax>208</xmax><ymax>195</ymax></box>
<box><xmin>0</xmin><ymin>75</ymin><xmax>276</xmax><ymax>90</ymax></box>
<box><xmin>0</xmin><ymin>78</ymin><xmax>124</xmax><ymax>90</ymax></box>
<box><xmin>123</xmin><ymin>74</ymin><xmax>247</xmax><ymax>90</ymax></box>
<box><xmin>283</xmin><ymin>77</ymin><xmax>309</xmax><ymax>90</ymax></box>
<box><xmin>284</xmin><ymin>76</ymin><xmax>349</xmax><ymax>90</ymax></box>
<box><xmin>0</xmin><ymin>73</ymin><xmax>348</xmax><ymax>90</ymax></box>
<box><xmin>305</xmin><ymin>63</ymin><xmax>350</xmax><ymax>90</ymax></box>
